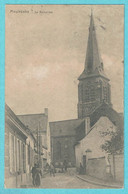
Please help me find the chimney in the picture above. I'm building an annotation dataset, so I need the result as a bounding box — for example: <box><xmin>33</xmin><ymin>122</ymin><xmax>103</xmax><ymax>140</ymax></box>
<box><xmin>44</xmin><ymin>108</ymin><xmax>48</xmax><ymax>116</ymax></box>
<box><xmin>85</xmin><ymin>117</ymin><xmax>90</xmax><ymax>135</ymax></box>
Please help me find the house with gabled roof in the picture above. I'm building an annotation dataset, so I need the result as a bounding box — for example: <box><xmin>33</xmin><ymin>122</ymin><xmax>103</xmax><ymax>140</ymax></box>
<box><xmin>17</xmin><ymin>108</ymin><xmax>50</xmax><ymax>167</ymax></box>
<box><xmin>5</xmin><ymin>104</ymin><xmax>36</xmax><ymax>188</ymax></box>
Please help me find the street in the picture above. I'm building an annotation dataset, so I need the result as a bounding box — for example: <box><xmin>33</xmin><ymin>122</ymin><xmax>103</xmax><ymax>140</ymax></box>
<box><xmin>39</xmin><ymin>173</ymin><xmax>106</xmax><ymax>189</ymax></box>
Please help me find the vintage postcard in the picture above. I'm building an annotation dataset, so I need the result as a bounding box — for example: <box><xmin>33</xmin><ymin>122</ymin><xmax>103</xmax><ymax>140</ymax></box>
<box><xmin>5</xmin><ymin>4</ymin><xmax>124</xmax><ymax>189</ymax></box>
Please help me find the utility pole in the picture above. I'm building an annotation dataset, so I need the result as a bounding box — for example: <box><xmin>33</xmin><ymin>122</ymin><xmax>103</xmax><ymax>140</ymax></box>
<box><xmin>37</xmin><ymin>122</ymin><xmax>42</xmax><ymax>168</ymax></box>
<box><xmin>36</xmin><ymin>125</ymin><xmax>39</xmax><ymax>166</ymax></box>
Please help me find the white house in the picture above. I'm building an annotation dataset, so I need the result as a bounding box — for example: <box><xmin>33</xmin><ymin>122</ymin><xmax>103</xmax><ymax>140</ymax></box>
<box><xmin>75</xmin><ymin>103</ymin><xmax>124</xmax><ymax>182</ymax></box>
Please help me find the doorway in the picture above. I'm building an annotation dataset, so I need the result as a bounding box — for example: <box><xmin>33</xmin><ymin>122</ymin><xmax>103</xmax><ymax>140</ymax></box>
<box><xmin>83</xmin><ymin>155</ymin><xmax>86</xmax><ymax>174</ymax></box>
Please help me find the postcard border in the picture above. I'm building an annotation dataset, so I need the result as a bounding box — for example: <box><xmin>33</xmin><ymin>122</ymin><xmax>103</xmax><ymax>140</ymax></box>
<box><xmin>0</xmin><ymin>0</ymin><xmax>128</xmax><ymax>193</ymax></box>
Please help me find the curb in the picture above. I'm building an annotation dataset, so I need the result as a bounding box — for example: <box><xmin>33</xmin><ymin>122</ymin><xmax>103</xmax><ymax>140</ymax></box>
<box><xmin>76</xmin><ymin>175</ymin><xmax>123</xmax><ymax>188</ymax></box>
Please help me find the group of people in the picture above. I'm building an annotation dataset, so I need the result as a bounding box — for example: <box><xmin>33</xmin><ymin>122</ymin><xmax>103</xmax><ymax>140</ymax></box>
<box><xmin>45</xmin><ymin>162</ymin><xmax>56</xmax><ymax>176</ymax></box>
<box><xmin>31</xmin><ymin>162</ymin><xmax>56</xmax><ymax>186</ymax></box>
<box><xmin>45</xmin><ymin>160</ymin><xmax>68</xmax><ymax>175</ymax></box>
<box><xmin>60</xmin><ymin>160</ymin><xmax>68</xmax><ymax>173</ymax></box>
<box><xmin>31</xmin><ymin>160</ymin><xmax>68</xmax><ymax>186</ymax></box>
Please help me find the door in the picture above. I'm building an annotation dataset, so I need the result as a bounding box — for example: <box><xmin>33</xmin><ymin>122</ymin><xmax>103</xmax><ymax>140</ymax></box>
<box><xmin>83</xmin><ymin>155</ymin><xmax>86</xmax><ymax>174</ymax></box>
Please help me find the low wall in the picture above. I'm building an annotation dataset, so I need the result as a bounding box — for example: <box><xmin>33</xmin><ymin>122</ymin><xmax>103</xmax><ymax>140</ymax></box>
<box><xmin>87</xmin><ymin>157</ymin><xmax>106</xmax><ymax>180</ymax></box>
<box><xmin>86</xmin><ymin>154</ymin><xmax>124</xmax><ymax>182</ymax></box>
<box><xmin>109</xmin><ymin>154</ymin><xmax>124</xmax><ymax>182</ymax></box>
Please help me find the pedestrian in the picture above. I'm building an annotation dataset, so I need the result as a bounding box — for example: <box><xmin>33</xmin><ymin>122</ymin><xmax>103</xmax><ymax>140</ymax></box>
<box><xmin>31</xmin><ymin>163</ymin><xmax>37</xmax><ymax>186</ymax></box>
<box><xmin>45</xmin><ymin>162</ymin><xmax>50</xmax><ymax>173</ymax></box>
<box><xmin>60</xmin><ymin>162</ymin><xmax>64</xmax><ymax>173</ymax></box>
<box><xmin>50</xmin><ymin>162</ymin><xmax>55</xmax><ymax>177</ymax></box>
<box><xmin>34</xmin><ymin>170</ymin><xmax>41</xmax><ymax>187</ymax></box>
<box><xmin>79</xmin><ymin>162</ymin><xmax>84</xmax><ymax>175</ymax></box>
<box><xmin>63</xmin><ymin>160</ymin><xmax>68</xmax><ymax>172</ymax></box>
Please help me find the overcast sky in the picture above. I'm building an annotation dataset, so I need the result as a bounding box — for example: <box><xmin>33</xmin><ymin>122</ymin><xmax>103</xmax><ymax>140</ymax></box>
<box><xmin>5</xmin><ymin>5</ymin><xmax>124</xmax><ymax>121</ymax></box>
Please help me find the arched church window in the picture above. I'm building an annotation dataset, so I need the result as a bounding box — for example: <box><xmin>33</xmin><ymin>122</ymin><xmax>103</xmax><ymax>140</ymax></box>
<box><xmin>79</xmin><ymin>83</ymin><xmax>83</xmax><ymax>101</ymax></box>
<box><xmin>103</xmin><ymin>87</ymin><xmax>108</xmax><ymax>102</ymax></box>
<box><xmin>90</xmin><ymin>87</ymin><xmax>95</xmax><ymax>101</ymax></box>
<box><xmin>85</xmin><ymin>89</ymin><xmax>90</xmax><ymax>102</ymax></box>
<box><xmin>84</xmin><ymin>87</ymin><xmax>95</xmax><ymax>102</ymax></box>
<box><xmin>56</xmin><ymin>141</ymin><xmax>61</xmax><ymax>160</ymax></box>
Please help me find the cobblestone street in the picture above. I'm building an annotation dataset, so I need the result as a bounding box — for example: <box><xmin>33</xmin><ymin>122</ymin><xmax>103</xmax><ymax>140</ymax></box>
<box><xmin>39</xmin><ymin>173</ymin><xmax>106</xmax><ymax>189</ymax></box>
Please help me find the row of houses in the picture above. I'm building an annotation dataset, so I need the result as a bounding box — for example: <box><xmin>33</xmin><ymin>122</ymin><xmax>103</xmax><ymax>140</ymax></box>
<box><xmin>5</xmin><ymin>104</ymin><xmax>50</xmax><ymax>188</ymax></box>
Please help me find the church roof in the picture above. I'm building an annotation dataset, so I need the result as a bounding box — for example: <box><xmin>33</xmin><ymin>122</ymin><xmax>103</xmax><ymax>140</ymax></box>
<box><xmin>75</xmin><ymin>102</ymin><xmax>124</xmax><ymax>142</ymax></box>
<box><xmin>50</xmin><ymin>103</ymin><xmax>123</xmax><ymax>144</ymax></box>
<box><xmin>17</xmin><ymin>113</ymin><xmax>48</xmax><ymax>133</ymax></box>
<box><xmin>78</xmin><ymin>11</ymin><xmax>108</xmax><ymax>80</ymax></box>
<box><xmin>50</xmin><ymin>118</ymin><xmax>84</xmax><ymax>137</ymax></box>
<box><xmin>90</xmin><ymin>102</ymin><xmax>124</xmax><ymax>130</ymax></box>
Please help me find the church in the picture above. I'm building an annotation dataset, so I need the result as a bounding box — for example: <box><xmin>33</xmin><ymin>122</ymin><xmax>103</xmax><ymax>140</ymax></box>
<box><xmin>49</xmin><ymin>11</ymin><xmax>123</xmax><ymax>176</ymax></box>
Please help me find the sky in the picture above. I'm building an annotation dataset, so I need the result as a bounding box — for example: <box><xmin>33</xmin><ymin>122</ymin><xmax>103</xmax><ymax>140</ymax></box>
<box><xmin>5</xmin><ymin>5</ymin><xmax>124</xmax><ymax>121</ymax></box>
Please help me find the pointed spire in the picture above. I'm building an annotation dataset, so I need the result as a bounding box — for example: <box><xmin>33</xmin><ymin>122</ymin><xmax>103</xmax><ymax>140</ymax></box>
<box><xmin>78</xmin><ymin>10</ymin><xmax>108</xmax><ymax>80</ymax></box>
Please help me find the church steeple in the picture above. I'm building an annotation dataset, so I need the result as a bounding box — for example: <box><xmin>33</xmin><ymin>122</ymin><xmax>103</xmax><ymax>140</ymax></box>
<box><xmin>77</xmin><ymin>11</ymin><xmax>112</xmax><ymax>119</ymax></box>
<box><xmin>79</xmin><ymin>11</ymin><xmax>108</xmax><ymax>80</ymax></box>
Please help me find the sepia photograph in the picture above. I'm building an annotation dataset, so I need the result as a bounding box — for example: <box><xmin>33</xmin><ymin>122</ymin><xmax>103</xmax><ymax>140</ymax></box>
<box><xmin>5</xmin><ymin>4</ymin><xmax>124</xmax><ymax>188</ymax></box>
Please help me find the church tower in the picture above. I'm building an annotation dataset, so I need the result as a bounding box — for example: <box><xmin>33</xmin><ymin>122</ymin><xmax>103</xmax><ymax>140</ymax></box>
<box><xmin>78</xmin><ymin>11</ymin><xmax>112</xmax><ymax>119</ymax></box>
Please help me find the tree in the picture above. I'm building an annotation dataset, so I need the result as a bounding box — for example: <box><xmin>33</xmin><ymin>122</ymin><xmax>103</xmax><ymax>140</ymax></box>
<box><xmin>100</xmin><ymin>127</ymin><xmax>124</xmax><ymax>154</ymax></box>
<box><xmin>100</xmin><ymin>126</ymin><xmax>123</xmax><ymax>180</ymax></box>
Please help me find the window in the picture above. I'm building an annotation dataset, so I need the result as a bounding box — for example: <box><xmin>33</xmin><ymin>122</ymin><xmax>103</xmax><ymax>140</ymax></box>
<box><xmin>14</xmin><ymin>137</ymin><xmax>17</xmax><ymax>172</ymax></box>
<box><xmin>23</xmin><ymin>144</ymin><xmax>26</xmax><ymax>172</ymax></box>
<box><xmin>90</xmin><ymin>89</ymin><xmax>95</xmax><ymax>101</ymax></box>
<box><xmin>9</xmin><ymin>133</ymin><xmax>15</xmax><ymax>173</ymax></box>
<box><xmin>84</xmin><ymin>87</ymin><xmax>95</xmax><ymax>102</ymax></box>
<box><xmin>103</xmin><ymin>87</ymin><xmax>108</xmax><ymax>102</ymax></box>
<box><xmin>79</xmin><ymin>83</ymin><xmax>83</xmax><ymax>101</ymax></box>
<box><xmin>65</xmin><ymin>145</ymin><xmax>68</xmax><ymax>149</ymax></box>
<box><xmin>28</xmin><ymin>143</ymin><xmax>30</xmax><ymax>165</ymax></box>
<box><xmin>56</xmin><ymin>141</ymin><xmax>61</xmax><ymax>160</ymax></box>
<box><xmin>17</xmin><ymin>140</ymin><xmax>20</xmax><ymax>172</ymax></box>
<box><xmin>20</xmin><ymin>143</ymin><xmax>23</xmax><ymax>172</ymax></box>
<box><xmin>85</xmin><ymin>89</ymin><xmax>90</xmax><ymax>102</ymax></box>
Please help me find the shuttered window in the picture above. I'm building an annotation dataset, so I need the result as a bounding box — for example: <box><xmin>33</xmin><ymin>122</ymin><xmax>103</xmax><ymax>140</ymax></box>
<box><xmin>23</xmin><ymin>144</ymin><xmax>26</xmax><ymax>172</ymax></box>
<box><xmin>9</xmin><ymin>133</ymin><xmax>15</xmax><ymax>173</ymax></box>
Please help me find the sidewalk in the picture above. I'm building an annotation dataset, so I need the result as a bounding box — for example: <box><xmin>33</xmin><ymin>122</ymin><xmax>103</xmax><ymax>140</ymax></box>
<box><xmin>76</xmin><ymin>174</ymin><xmax>124</xmax><ymax>188</ymax></box>
<box><xmin>20</xmin><ymin>171</ymin><xmax>48</xmax><ymax>188</ymax></box>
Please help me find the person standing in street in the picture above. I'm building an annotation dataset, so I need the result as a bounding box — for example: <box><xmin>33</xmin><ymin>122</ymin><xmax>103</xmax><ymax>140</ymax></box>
<box><xmin>31</xmin><ymin>163</ymin><xmax>37</xmax><ymax>186</ymax></box>
<box><xmin>63</xmin><ymin>160</ymin><xmax>68</xmax><ymax>172</ymax></box>
<box><xmin>50</xmin><ymin>162</ymin><xmax>55</xmax><ymax>177</ymax></box>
